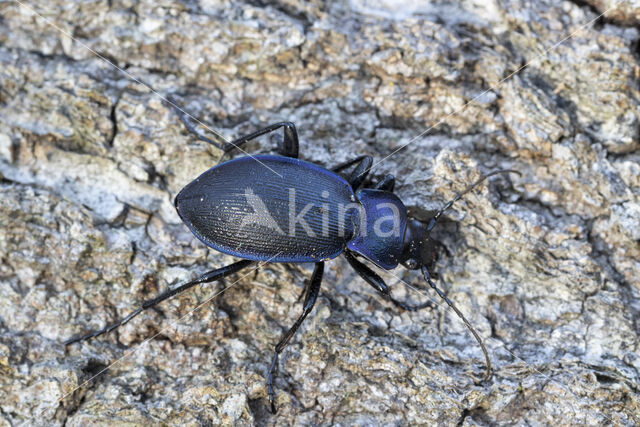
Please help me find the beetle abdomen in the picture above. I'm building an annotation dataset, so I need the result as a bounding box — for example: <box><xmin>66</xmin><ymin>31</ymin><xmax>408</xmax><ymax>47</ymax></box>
<box><xmin>175</xmin><ymin>155</ymin><xmax>357</xmax><ymax>263</ymax></box>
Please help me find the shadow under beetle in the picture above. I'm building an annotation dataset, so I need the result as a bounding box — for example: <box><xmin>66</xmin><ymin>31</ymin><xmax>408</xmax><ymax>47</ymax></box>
<box><xmin>65</xmin><ymin>100</ymin><xmax>518</xmax><ymax>413</ymax></box>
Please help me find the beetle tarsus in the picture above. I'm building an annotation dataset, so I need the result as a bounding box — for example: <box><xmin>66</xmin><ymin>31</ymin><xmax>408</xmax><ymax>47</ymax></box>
<box><xmin>165</xmin><ymin>95</ymin><xmax>228</xmax><ymax>150</ymax></box>
<box><xmin>225</xmin><ymin>122</ymin><xmax>300</xmax><ymax>158</ymax></box>
<box><xmin>268</xmin><ymin>353</ymin><xmax>279</xmax><ymax>414</ymax></box>
<box><xmin>267</xmin><ymin>262</ymin><xmax>324</xmax><ymax>414</ymax></box>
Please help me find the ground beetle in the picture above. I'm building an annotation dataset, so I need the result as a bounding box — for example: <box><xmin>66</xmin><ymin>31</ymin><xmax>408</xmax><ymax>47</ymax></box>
<box><xmin>66</xmin><ymin>99</ymin><xmax>518</xmax><ymax>413</ymax></box>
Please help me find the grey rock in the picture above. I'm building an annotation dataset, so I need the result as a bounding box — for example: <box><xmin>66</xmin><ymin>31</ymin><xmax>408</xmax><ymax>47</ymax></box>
<box><xmin>1</xmin><ymin>0</ymin><xmax>639</xmax><ymax>425</ymax></box>
<box><xmin>585</xmin><ymin>0</ymin><xmax>640</xmax><ymax>26</ymax></box>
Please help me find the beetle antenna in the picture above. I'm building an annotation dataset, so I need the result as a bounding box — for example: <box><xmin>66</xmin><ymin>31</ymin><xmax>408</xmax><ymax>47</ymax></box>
<box><xmin>426</xmin><ymin>169</ymin><xmax>521</xmax><ymax>233</ymax></box>
<box><xmin>421</xmin><ymin>266</ymin><xmax>492</xmax><ymax>380</ymax></box>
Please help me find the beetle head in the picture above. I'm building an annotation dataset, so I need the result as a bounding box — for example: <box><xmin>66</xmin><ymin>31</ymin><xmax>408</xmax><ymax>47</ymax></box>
<box><xmin>400</xmin><ymin>218</ymin><xmax>439</xmax><ymax>271</ymax></box>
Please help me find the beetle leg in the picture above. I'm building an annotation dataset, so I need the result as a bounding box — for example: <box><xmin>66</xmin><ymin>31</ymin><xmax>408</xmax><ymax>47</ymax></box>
<box><xmin>331</xmin><ymin>155</ymin><xmax>369</xmax><ymax>173</ymax></box>
<box><xmin>347</xmin><ymin>156</ymin><xmax>373</xmax><ymax>189</ymax></box>
<box><xmin>166</xmin><ymin>95</ymin><xmax>227</xmax><ymax>150</ymax></box>
<box><xmin>166</xmin><ymin>97</ymin><xmax>299</xmax><ymax>157</ymax></box>
<box><xmin>373</xmin><ymin>174</ymin><xmax>395</xmax><ymax>192</ymax></box>
<box><xmin>296</xmin><ymin>273</ymin><xmax>312</xmax><ymax>303</ymax></box>
<box><xmin>64</xmin><ymin>260</ymin><xmax>255</xmax><ymax>345</ymax></box>
<box><xmin>344</xmin><ymin>251</ymin><xmax>433</xmax><ymax>311</ymax></box>
<box><xmin>225</xmin><ymin>122</ymin><xmax>299</xmax><ymax>158</ymax></box>
<box><xmin>331</xmin><ymin>156</ymin><xmax>373</xmax><ymax>190</ymax></box>
<box><xmin>268</xmin><ymin>262</ymin><xmax>324</xmax><ymax>414</ymax></box>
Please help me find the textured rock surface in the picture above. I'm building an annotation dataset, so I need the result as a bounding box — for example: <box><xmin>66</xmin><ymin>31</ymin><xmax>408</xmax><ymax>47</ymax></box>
<box><xmin>1</xmin><ymin>0</ymin><xmax>639</xmax><ymax>425</ymax></box>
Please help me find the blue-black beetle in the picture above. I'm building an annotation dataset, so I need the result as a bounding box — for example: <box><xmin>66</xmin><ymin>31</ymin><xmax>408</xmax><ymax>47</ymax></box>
<box><xmin>66</xmin><ymin>100</ymin><xmax>517</xmax><ymax>413</ymax></box>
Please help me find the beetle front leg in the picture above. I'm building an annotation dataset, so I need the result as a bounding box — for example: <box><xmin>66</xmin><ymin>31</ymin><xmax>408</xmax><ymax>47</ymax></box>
<box><xmin>344</xmin><ymin>251</ymin><xmax>433</xmax><ymax>311</ymax></box>
<box><xmin>267</xmin><ymin>262</ymin><xmax>324</xmax><ymax>414</ymax></box>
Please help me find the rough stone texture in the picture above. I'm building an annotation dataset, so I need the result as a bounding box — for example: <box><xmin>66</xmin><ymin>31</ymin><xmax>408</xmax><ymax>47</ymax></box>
<box><xmin>1</xmin><ymin>0</ymin><xmax>639</xmax><ymax>425</ymax></box>
<box><xmin>586</xmin><ymin>0</ymin><xmax>640</xmax><ymax>26</ymax></box>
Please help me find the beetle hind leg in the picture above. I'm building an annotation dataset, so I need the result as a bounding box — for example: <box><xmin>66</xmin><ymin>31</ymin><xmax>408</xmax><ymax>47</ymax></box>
<box><xmin>64</xmin><ymin>260</ymin><xmax>254</xmax><ymax>345</ymax></box>
<box><xmin>267</xmin><ymin>262</ymin><xmax>324</xmax><ymax>414</ymax></box>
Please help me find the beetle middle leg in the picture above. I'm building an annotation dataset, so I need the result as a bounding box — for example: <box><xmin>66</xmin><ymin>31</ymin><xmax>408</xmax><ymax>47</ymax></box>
<box><xmin>166</xmin><ymin>96</ymin><xmax>299</xmax><ymax>158</ymax></box>
<box><xmin>331</xmin><ymin>155</ymin><xmax>373</xmax><ymax>190</ymax></box>
<box><xmin>225</xmin><ymin>122</ymin><xmax>299</xmax><ymax>158</ymax></box>
<box><xmin>64</xmin><ymin>260</ymin><xmax>255</xmax><ymax>345</ymax></box>
<box><xmin>373</xmin><ymin>174</ymin><xmax>395</xmax><ymax>191</ymax></box>
<box><xmin>344</xmin><ymin>251</ymin><xmax>433</xmax><ymax>311</ymax></box>
<box><xmin>268</xmin><ymin>261</ymin><xmax>324</xmax><ymax>414</ymax></box>
<box><xmin>165</xmin><ymin>95</ymin><xmax>228</xmax><ymax>150</ymax></box>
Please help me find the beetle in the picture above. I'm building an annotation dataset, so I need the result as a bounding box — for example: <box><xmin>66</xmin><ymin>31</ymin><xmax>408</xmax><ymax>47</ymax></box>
<box><xmin>65</xmin><ymin>100</ymin><xmax>518</xmax><ymax>413</ymax></box>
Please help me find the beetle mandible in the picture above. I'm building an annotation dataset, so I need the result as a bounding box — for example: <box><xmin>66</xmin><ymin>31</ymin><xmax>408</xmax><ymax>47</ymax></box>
<box><xmin>66</xmin><ymin>99</ymin><xmax>519</xmax><ymax>413</ymax></box>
